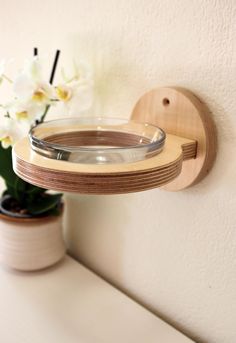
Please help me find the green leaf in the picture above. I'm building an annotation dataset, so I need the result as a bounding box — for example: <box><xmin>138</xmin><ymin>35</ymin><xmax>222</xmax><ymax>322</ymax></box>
<box><xmin>26</xmin><ymin>193</ymin><xmax>63</xmax><ymax>215</ymax></box>
<box><xmin>46</xmin><ymin>206</ymin><xmax>61</xmax><ymax>216</ymax></box>
<box><xmin>0</xmin><ymin>145</ymin><xmax>46</xmax><ymax>201</ymax></box>
<box><xmin>25</xmin><ymin>184</ymin><xmax>46</xmax><ymax>195</ymax></box>
<box><xmin>0</xmin><ymin>144</ymin><xmax>62</xmax><ymax>216</ymax></box>
<box><xmin>25</xmin><ymin>184</ymin><xmax>47</xmax><ymax>205</ymax></box>
<box><xmin>14</xmin><ymin>177</ymin><xmax>27</xmax><ymax>202</ymax></box>
<box><xmin>0</xmin><ymin>146</ymin><xmax>18</xmax><ymax>187</ymax></box>
<box><xmin>4</xmin><ymin>182</ymin><xmax>16</xmax><ymax>199</ymax></box>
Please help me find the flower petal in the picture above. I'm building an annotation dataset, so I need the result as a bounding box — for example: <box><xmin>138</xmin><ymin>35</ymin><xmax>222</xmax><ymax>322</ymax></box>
<box><xmin>1</xmin><ymin>115</ymin><xmax>29</xmax><ymax>138</ymax></box>
<box><xmin>65</xmin><ymin>84</ymin><xmax>93</xmax><ymax>115</ymax></box>
<box><xmin>61</xmin><ymin>60</ymin><xmax>93</xmax><ymax>84</ymax></box>
<box><xmin>13</xmin><ymin>74</ymin><xmax>35</xmax><ymax>100</ymax></box>
<box><xmin>56</xmin><ymin>85</ymin><xmax>72</xmax><ymax>102</ymax></box>
<box><xmin>23</xmin><ymin>57</ymin><xmax>42</xmax><ymax>81</ymax></box>
<box><xmin>9</xmin><ymin>100</ymin><xmax>46</xmax><ymax>125</ymax></box>
<box><xmin>1</xmin><ymin>136</ymin><xmax>13</xmax><ymax>149</ymax></box>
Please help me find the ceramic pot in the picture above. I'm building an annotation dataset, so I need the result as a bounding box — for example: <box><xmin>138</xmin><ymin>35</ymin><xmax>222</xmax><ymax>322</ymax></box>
<box><xmin>0</xmin><ymin>206</ymin><xmax>66</xmax><ymax>271</ymax></box>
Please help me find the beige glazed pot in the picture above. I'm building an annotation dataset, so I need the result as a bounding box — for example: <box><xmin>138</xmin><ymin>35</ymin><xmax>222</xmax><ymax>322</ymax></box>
<box><xmin>0</xmin><ymin>211</ymin><xmax>66</xmax><ymax>271</ymax></box>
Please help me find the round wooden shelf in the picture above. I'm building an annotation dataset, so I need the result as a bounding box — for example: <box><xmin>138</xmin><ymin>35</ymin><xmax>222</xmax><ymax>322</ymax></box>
<box><xmin>13</xmin><ymin>134</ymin><xmax>196</xmax><ymax>194</ymax></box>
<box><xmin>12</xmin><ymin>87</ymin><xmax>216</xmax><ymax>194</ymax></box>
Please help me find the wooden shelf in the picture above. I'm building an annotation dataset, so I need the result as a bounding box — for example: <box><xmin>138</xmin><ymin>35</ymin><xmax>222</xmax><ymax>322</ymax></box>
<box><xmin>12</xmin><ymin>87</ymin><xmax>216</xmax><ymax>194</ymax></box>
<box><xmin>13</xmin><ymin>134</ymin><xmax>196</xmax><ymax>194</ymax></box>
<box><xmin>0</xmin><ymin>256</ymin><xmax>194</xmax><ymax>343</ymax></box>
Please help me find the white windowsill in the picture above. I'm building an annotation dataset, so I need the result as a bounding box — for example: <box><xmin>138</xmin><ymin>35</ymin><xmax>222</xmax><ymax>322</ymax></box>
<box><xmin>0</xmin><ymin>256</ymin><xmax>194</xmax><ymax>343</ymax></box>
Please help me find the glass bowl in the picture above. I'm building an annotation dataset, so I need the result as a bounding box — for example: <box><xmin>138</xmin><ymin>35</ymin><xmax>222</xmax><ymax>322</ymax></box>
<box><xmin>29</xmin><ymin>117</ymin><xmax>166</xmax><ymax>164</ymax></box>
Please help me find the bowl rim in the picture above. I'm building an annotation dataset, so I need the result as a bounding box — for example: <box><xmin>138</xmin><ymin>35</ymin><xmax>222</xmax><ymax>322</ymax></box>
<box><xmin>29</xmin><ymin>116</ymin><xmax>166</xmax><ymax>153</ymax></box>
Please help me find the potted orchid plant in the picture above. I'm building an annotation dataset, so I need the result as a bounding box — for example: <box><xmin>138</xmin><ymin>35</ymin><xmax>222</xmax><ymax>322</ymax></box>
<box><xmin>0</xmin><ymin>49</ymin><xmax>93</xmax><ymax>270</ymax></box>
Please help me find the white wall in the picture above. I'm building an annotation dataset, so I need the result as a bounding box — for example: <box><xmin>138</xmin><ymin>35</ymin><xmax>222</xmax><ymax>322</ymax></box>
<box><xmin>0</xmin><ymin>1</ymin><xmax>236</xmax><ymax>342</ymax></box>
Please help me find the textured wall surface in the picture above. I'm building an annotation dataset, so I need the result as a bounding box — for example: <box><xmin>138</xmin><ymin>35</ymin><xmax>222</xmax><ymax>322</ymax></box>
<box><xmin>0</xmin><ymin>1</ymin><xmax>236</xmax><ymax>342</ymax></box>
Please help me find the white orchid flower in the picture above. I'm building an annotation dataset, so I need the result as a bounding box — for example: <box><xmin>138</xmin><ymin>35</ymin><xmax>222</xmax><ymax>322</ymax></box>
<box><xmin>8</xmin><ymin>100</ymin><xmax>46</xmax><ymax>125</ymax></box>
<box><xmin>0</xmin><ymin>116</ymin><xmax>29</xmax><ymax>148</ymax></box>
<box><xmin>61</xmin><ymin>60</ymin><xmax>93</xmax><ymax>84</ymax></box>
<box><xmin>56</xmin><ymin>80</ymin><xmax>93</xmax><ymax>115</ymax></box>
<box><xmin>57</xmin><ymin>60</ymin><xmax>93</xmax><ymax>115</ymax></box>
<box><xmin>14</xmin><ymin>74</ymin><xmax>54</xmax><ymax>105</ymax></box>
<box><xmin>55</xmin><ymin>84</ymin><xmax>72</xmax><ymax>102</ymax></box>
<box><xmin>23</xmin><ymin>56</ymin><xmax>42</xmax><ymax>81</ymax></box>
<box><xmin>13</xmin><ymin>57</ymin><xmax>54</xmax><ymax>106</ymax></box>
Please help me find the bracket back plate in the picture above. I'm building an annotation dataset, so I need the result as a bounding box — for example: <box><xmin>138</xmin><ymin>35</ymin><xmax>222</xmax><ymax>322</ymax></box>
<box><xmin>131</xmin><ymin>87</ymin><xmax>216</xmax><ymax>191</ymax></box>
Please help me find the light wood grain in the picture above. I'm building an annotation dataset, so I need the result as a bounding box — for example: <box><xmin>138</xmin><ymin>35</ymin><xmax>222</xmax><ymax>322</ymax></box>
<box><xmin>132</xmin><ymin>87</ymin><xmax>216</xmax><ymax>191</ymax></box>
<box><xmin>13</xmin><ymin>134</ymin><xmax>196</xmax><ymax>194</ymax></box>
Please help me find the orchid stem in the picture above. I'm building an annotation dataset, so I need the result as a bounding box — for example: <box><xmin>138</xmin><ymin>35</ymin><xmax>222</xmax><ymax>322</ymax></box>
<box><xmin>38</xmin><ymin>49</ymin><xmax>60</xmax><ymax>123</ymax></box>
<box><xmin>39</xmin><ymin>105</ymin><xmax>50</xmax><ymax>124</ymax></box>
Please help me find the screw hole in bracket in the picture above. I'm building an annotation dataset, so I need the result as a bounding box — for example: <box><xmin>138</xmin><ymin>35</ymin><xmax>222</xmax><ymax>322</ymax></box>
<box><xmin>162</xmin><ymin>98</ymin><xmax>170</xmax><ymax>106</ymax></box>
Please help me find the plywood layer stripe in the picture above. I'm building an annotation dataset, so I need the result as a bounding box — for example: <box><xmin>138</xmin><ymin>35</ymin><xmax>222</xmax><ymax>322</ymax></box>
<box><xmin>13</xmin><ymin>134</ymin><xmax>196</xmax><ymax>194</ymax></box>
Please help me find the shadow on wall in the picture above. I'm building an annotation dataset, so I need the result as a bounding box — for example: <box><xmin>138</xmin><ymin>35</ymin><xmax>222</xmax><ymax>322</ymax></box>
<box><xmin>64</xmin><ymin>193</ymin><xmax>130</xmax><ymax>281</ymax></box>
